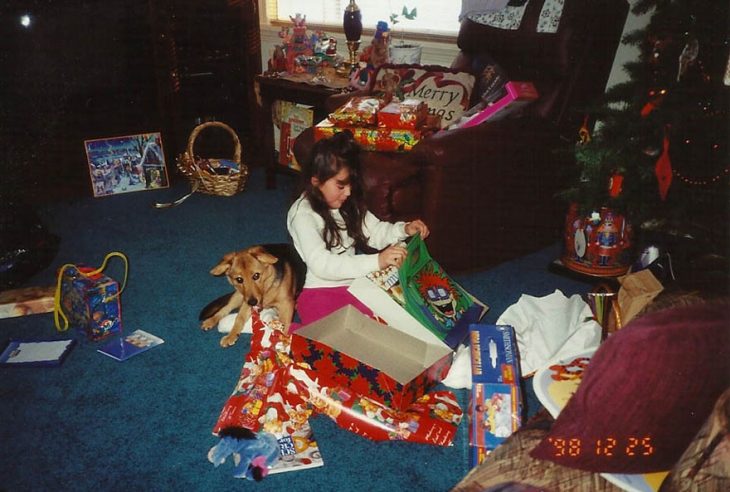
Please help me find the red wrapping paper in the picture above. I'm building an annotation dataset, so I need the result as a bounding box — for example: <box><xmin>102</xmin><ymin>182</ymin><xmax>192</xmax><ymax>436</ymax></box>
<box><xmin>328</xmin><ymin>96</ymin><xmax>383</xmax><ymax>127</ymax></box>
<box><xmin>213</xmin><ymin>310</ymin><xmax>462</xmax><ymax>446</ymax></box>
<box><xmin>377</xmin><ymin>98</ymin><xmax>428</xmax><ymax>130</ymax></box>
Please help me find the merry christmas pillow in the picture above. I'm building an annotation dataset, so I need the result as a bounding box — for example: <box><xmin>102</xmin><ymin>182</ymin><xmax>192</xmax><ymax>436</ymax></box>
<box><xmin>370</xmin><ymin>64</ymin><xmax>475</xmax><ymax>128</ymax></box>
<box><xmin>530</xmin><ymin>300</ymin><xmax>730</xmax><ymax>474</ymax></box>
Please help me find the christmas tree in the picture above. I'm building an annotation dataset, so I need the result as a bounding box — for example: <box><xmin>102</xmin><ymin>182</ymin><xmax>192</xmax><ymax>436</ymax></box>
<box><xmin>562</xmin><ymin>0</ymin><xmax>729</xmax><ymax>265</ymax></box>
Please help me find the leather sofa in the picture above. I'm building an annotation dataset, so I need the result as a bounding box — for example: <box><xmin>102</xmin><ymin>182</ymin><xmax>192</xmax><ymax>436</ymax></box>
<box><xmin>294</xmin><ymin>0</ymin><xmax>629</xmax><ymax>272</ymax></box>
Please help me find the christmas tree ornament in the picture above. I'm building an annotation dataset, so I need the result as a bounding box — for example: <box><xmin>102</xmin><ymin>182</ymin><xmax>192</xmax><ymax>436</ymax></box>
<box><xmin>641</xmin><ymin>88</ymin><xmax>667</xmax><ymax>117</ymax></box>
<box><xmin>578</xmin><ymin>115</ymin><xmax>591</xmax><ymax>144</ymax></box>
<box><xmin>677</xmin><ymin>38</ymin><xmax>699</xmax><ymax>82</ymax></box>
<box><xmin>655</xmin><ymin>127</ymin><xmax>673</xmax><ymax>201</ymax></box>
<box><xmin>608</xmin><ymin>172</ymin><xmax>624</xmax><ymax>198</ymax></box>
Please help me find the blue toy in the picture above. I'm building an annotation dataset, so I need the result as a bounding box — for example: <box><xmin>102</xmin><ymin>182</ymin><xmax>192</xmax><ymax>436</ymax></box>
<box><xmin>208</xmin><ymin>428</ymin><xmax>280</xmax><ymax>480</ymax></box>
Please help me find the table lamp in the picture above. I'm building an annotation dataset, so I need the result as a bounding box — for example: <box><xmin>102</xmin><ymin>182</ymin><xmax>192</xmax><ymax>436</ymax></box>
<box><xmin>343</xmin><ymin>0</ymin><xmax>362</xmax><ymax>71</ymax></box>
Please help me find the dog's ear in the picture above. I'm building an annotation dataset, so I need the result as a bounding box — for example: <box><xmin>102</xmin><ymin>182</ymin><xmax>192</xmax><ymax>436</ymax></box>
<box><xmin>249</xmin><ymin>247</ymin><xmax>278</xmax><ymax>266</ymax></box>
<box><xmin>210</xmin><ymin>252</ymin><xmax>235</xmax><ymax>276</ymax></box>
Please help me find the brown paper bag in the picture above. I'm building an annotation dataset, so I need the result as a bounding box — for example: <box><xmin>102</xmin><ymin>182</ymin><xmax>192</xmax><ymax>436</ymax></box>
<box><xmin>617</xmin><ymin>269</ymin><xmax>664</xmax><ymax>326</ymax></box>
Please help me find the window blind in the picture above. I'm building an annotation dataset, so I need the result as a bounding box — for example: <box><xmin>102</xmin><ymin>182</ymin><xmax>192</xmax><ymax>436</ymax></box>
<box><xmin>264</xmin><ymin>0</ymin><xmax>461</xmax><ymax>37</ymax></box>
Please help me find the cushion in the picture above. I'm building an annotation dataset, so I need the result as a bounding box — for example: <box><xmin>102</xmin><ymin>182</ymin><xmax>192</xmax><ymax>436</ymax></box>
<box><xmin>370</xmin><ymin>64</ymin><xmax>475</xmax><ymax>128</ymax></box>
<box><xmin>530</xmin><ymin>300</ymin><xmax>730</xmax><ymax>474</ymax></box>
<box><xmin>465</xmin><ymin>0</ymin><xmax>567</xmax><ymax>33</ymax></box>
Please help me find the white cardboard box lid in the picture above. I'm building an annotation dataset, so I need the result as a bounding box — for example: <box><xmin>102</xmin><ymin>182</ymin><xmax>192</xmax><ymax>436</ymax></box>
<box><xmin>294</xmin><ymin>305</ymin><xmax>452</xmax><ymax>385</ymax></box>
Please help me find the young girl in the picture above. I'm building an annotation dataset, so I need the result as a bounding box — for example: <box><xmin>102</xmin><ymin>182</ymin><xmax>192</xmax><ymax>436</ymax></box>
<box><xmin>287</xmin><ymin>130</ymin><xmax>429</xmax><ymax>326</ymax></box>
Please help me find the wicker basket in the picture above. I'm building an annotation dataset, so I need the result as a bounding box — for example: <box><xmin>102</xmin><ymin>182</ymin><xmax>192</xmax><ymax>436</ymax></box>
<box><xmin>176</xmin><ymin>121</ymin><xmax>249</xmax><ymax>197</ymax></box>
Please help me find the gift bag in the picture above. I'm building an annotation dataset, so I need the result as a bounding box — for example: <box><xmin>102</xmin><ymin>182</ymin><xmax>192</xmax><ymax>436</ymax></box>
<box><xmin>616</xmin><ymin>269</ymin><xmax>664</xmax><ymax>326</ymax></box>
<box><xmin>399</xmin><ymin>235</ymin><xmax>486</xmax><ymax>349</ymax></box>
<box><xmin>54</xmin><ymin>252</ymin><xmax>128</xmax><ymax>341</ymax></box>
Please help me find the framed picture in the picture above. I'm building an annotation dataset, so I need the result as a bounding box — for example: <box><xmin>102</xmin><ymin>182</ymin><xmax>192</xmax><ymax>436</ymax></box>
<box><xmin>84</xmin><ymin>132</ymin><xmax>169</xmax><ymax>197</ymax></box>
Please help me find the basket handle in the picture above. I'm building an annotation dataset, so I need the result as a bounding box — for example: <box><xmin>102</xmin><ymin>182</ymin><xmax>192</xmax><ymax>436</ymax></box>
<box><xmin>186</xmin><ymin>121</ymin><xmax>241</xmax><ymax>163</ymax></box>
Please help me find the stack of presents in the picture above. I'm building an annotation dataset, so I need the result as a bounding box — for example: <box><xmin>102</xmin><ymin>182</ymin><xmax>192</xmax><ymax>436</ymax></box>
<box><xmin>204</xmin><ymin>236</ymin><xmax>525</xmax><ymax>478</ymax></box>
<box><xmin>314</xmin><ymin>96</ymin><xmax>437</xmax><ymax>152</ymax></box>
<box><xmin>312</xmin><ymin>77</ymin><xmax>538</xmax><ymax>153</ymax></box>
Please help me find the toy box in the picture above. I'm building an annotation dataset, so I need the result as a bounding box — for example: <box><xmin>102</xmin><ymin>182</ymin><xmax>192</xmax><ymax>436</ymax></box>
<box><xmin>454</xmin><ymin>81</ymin><xmax>538</xmax><ymax>129</ymax></box>
<box><xmin>377</xmin><ymin>98</ymin><xmax>428</xmax><ymax>130</ymax></box>
<box><xmin>314</xmin><ymin>118</ymin><xmax>422</xmax><ymax>152</ymax></box>
<box><xmin>470</xmin><ymin>324</ymin><xmax>521</xmax><ymax>385</ymax></box>
<box><xmin>470</xmin><ymin>382</ymin><xmax>521</xmax><ymax>465</ymax></box>
<box><xmin>290</xmin><ymin>305</ymin><xmax>454</xmax><ymax>411</ymax></box>
<box><xmin>59</xmin><ymin>266</ymin><xmax>122</xmax><ymax>341</ymax></box>
<box><xmin>0</xmin><ymin>285</ymin><xmax>55</xmax><ymax>319</ymax></box>
<box><xmin>468</xmin><ymin>324</ymin><xmax>523</xmax><ymax>466</ymax></box>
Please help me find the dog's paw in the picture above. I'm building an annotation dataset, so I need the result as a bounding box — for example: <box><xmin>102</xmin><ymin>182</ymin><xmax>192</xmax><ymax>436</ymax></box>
<box><xmin>220</xmin><ymin>334</ymin><xmax>239</xmax><ymax>348</ymax></box>
<box><xmin>201</xmin><ymin>318</ymin><xmax>217</xmax><ymax>331</ymax></box>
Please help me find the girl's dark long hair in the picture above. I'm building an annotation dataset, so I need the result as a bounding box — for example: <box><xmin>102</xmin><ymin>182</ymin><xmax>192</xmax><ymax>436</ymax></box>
<box><xmin>302</xmin><ymin>131</ymin><xmax>376</xmax><ymax>254</ymax></box>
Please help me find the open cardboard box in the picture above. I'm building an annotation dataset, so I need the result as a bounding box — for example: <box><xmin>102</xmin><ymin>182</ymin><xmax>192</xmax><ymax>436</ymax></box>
<box><xmin>290</xmin><ymin>305</ymin><xmax>454</xmax><ymax>411</ymax></box>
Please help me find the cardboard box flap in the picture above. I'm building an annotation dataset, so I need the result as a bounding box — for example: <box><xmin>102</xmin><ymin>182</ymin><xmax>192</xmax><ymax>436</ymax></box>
<box><xmin>295</xmin><ymin>305</ymin><xmax>452</xmax><ymax>385</ymax></box>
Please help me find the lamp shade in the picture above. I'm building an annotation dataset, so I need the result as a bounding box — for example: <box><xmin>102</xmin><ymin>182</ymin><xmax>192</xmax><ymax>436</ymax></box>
<box><xmin>343</xmin><ymin>0</ymin><xmax>362</xmax><ymax>41</ymax></box>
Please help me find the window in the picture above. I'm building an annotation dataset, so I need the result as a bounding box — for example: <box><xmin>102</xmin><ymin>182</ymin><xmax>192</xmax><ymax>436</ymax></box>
<box><xmin>265</xmin><ymin>1</ymin><xmax>461</xmax><ymax>38</ymax></box>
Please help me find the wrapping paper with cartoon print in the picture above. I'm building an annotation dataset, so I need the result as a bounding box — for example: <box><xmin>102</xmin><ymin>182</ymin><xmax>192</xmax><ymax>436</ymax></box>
<box><xmin>213</xmin><ymin>309</ymin><xmax>462</xmax><ymax>446</ymax></box>
<box><xmin>291</xmin><ymin>365</ymin><xmax>463</xmax><ymax>446</ymax></box>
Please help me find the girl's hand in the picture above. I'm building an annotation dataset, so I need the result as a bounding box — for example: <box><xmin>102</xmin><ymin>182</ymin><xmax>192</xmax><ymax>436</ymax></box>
<box><xmin>405</xmin><ymin>220</ymin><xmax>429</xmax><ymax>239</ymax></box>
<box><xmin>379</xmin><ymin>244</ymin><xmax>408</xmax><ymax>270</ymax></box>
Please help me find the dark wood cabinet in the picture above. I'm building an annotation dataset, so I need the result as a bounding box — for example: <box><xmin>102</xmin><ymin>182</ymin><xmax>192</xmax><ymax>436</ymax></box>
<box><xmin>149</xmin><ymin>0</ymin><xmax>262</xmax><ymax>159</ymax></box>
<box><xmin>2</xmin><ymin>0</ymin><xmax>261</xmax><ymax>202</ymax></box>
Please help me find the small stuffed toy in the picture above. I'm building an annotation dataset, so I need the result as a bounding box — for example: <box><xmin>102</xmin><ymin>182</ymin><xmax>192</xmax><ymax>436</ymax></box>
<box><xmin>208</xmin><ymin>427</ymin><xmax>280</xmax><ymax>480</ymax></box>
<box><xmin>351</xmin><ymin>21</ymin><xmax>391</xmax><ymax>89</ymax></box>
<box><xmin>360</xmin><ymin>20</ymin><xmax>390</xmax><ymax>68</ymax></box>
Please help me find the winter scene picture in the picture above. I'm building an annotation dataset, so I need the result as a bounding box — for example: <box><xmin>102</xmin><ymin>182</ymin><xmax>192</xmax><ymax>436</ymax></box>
<box><xmin>84</xmin><ymin>132</ymin><xmax>169</xmax><ymax>197</ymax></box>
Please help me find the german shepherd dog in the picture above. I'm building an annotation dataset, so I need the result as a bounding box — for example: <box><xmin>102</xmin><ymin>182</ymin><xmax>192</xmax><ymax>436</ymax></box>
<box><xmin>199</xmin><ymin>244</ymin><xmax>305</xmax><ymax>347</ymax></box>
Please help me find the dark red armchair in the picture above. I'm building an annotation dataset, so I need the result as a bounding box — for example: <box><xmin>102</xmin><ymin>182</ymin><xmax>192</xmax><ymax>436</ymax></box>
<box><xmin>294</xmin><ymin>0</ymin><xmax>629</xmax><ymax>272</ymax></box>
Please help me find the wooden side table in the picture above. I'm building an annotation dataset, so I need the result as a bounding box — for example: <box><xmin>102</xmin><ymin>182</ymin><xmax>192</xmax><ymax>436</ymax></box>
<box><xmin>254</xmin><ymin>74</ymin><xmax>350</xmax><ymax>189</ymax></box>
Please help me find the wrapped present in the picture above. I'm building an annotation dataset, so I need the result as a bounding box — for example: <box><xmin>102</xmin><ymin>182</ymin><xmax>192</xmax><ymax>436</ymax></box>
<box><xmin>328</xmin><ymin>96</ymin><xmax>383</xmax><ymax>127</ymax></box>
<box><xmin>378</xmin><ymin>98</ymin><xmax>428</xmax><ymax>130</ymax></box>
<box><xmin>452</xmin><ymin>81</ymin><xmax>538</xmax><ymax>130</ymax></box>
<box><xmin>0</xmin><ymin>285</ymin><xmax>55</xmax><ymax>319</ymax></box>
<box><xmin>290</xmin><ymin>305</ymin><xmax>454</xmax><ymax>411</ymax></box>
<box><xmin>54</xmin><ymin>252</ymin><xmax>127</xmax><ymax>341</ymax></box>
<box><xmin>314</xmin><ymin>118</ymin><xmax>422</xmax><ymax>152</ymax></box>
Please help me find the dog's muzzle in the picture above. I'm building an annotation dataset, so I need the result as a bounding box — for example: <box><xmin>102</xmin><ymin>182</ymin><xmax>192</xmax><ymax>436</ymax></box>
<box><xmin>247</xmin><ymin>297</ymin><xmax>258</xmax><ymax>307</ymax></box>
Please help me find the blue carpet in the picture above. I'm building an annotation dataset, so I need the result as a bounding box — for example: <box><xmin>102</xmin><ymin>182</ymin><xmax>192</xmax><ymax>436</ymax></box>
<box><xmin>0</xmin><ymin>168</ymin><xmax>589</xmax><ymax>491</ymax></box>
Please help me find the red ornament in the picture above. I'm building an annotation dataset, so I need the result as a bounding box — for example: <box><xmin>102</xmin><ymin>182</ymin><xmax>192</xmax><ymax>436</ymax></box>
<box><xmin>655</xmin><ymin>128</ymin><xmax>673</xmax><ymax>201</ymax></box>
<box><xmin>608</xmin><ymin>173</ymin><xmax>624</xmax><ymax>198</ymax></box>
<box><xmin>578</xmin><ymin>114</ymin><xmax>592</xmax><ymax>144</ymax></box>
<box><xmin>641</xmin><ymin>88</ymin><xmax>667</xmax><ymax>117</ymax></box>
